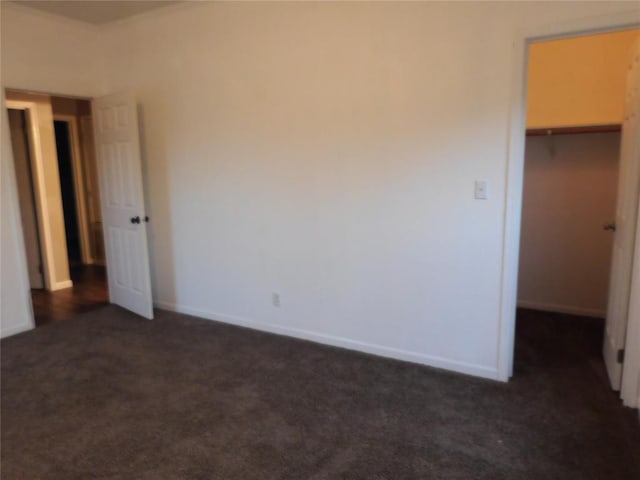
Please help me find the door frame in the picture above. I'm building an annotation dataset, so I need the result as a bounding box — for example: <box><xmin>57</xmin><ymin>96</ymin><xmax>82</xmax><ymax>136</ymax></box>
<box><xmin>498</xmin><ymin>12</ymin><xmax>640</xmax><ymax>407</ymax></box>
<box><xmin>53</xmin><ymin>114</ymin><xmax>93</xmax><ymax>265</ymax></box>
<box><xmin>622</xmin><ymin>206</ymin><xmax>640</xmax><ymax>408</ymax></box>
<box><xmin>6</xmin><ymin>99</ymin><xmax>56</xmax><ymax>291</ymax></box>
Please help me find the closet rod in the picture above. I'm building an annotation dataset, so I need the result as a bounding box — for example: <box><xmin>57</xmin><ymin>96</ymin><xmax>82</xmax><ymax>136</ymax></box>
<box><xmin>526</xmin><ymin>124</ymin><xmax>621</xmax><ymax>136</ymax></box>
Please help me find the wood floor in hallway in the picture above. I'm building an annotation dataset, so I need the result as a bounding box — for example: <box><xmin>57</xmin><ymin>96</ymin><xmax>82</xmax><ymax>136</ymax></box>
<box><xmin>31</xmin><ymin>265</ymin><xmax>109</xmax><ymax>327</ymax></box>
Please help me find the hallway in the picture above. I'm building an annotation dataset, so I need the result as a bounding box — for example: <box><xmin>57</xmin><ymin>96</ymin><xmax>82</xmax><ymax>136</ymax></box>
<box><xmin>31</xmin><ymin>265</ymin><xmax>108</xmax><ymax>326</ymax></box>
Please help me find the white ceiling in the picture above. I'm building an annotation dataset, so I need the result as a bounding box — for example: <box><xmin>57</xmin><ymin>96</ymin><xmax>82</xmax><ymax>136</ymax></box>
<box><xmin>11</xmin><ymin>1</ymin><xmax>179</xmax><ymax>25</ymax></box>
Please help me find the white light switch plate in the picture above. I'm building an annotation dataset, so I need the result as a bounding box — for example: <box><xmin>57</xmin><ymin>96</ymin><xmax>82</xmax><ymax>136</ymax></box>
<box><xmin>474</xmin><ymin>180</ymin><xmax>488</xmax><ymax>200</ymax></box>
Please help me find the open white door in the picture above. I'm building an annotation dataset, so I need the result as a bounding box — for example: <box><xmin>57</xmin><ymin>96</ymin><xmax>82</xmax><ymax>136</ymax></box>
<box><xmin>92</xmin><ymin>91</ymin><xmax>153</xmax><ymax>319</ymax></box>
<box><xmin>603</xmin><ymin>38</ymin><xmax>640</xmax><ymax>390</ymax></box>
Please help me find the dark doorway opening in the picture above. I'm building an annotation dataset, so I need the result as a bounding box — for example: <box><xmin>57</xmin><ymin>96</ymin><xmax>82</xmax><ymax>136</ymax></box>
<box><xmin>54</xmin><ymin>120</ymin><xmax>82</xmax><ymax>266</ymax></box>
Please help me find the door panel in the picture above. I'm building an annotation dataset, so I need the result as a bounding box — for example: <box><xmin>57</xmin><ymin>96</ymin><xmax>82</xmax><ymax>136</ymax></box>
<box><xmin>92</xmin><ymin>92</ymin><xmax>153</xmax><ymax>319</ymax></box>
<box><xmin>604</xmin><ymin>39</ymin><xmax>640</xmax><ymax>389</ymax></box>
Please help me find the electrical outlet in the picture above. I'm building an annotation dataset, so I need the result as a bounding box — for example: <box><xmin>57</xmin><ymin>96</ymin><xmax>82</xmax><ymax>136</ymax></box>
<box><xmin>272</xmin><ymin>292</ymin><xmax>280</xmax><ymax>308</ymax></box>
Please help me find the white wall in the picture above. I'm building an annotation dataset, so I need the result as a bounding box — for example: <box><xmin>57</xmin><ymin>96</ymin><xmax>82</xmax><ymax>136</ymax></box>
<box><xmin>100</xmin><ymin>2</ymin><xmax>638</xmax><ymax>379</ymax></box>
<box><xmin>1</xmin><ymin>1</ymin><xmax>638</xmax><ymax>378</ymax></box>
<box><xmin>518</xmin><ymin>133</ymin><xmax>619</xmax><ymax>317</ymax></box>
<box><xmin>0</xmin><ymin>3</ymin><xmax>104</xmax><ymax>97</ymax></box>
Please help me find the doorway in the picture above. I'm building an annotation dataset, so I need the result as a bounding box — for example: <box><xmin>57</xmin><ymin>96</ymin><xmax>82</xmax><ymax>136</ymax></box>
<box><xmin>6</xmin><ymin>92</ymin><xmax>109</xmax><ymax>326</ymax></box>
<box><xmin>502</xmin><ymin>27</ymin><xmax>640</xmax><ymax>408</ymax></box>
<box><xmin>54</xmin><ymin>120</ymin><xmax>82</xmax><ymax>266</ymax></box>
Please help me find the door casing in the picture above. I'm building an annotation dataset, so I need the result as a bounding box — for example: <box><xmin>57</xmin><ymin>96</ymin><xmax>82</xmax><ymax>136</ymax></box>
<box><xmin>8</xmin><ymin>108</ymin><xmax>45</xmax><ymax>289</ymax></box>
<box><xmin>499</xmin><ymin>12</ymin><xmax>640</xmax><ymax>408</ymax></box>
<box><xmin>6</xmin><ymin>99</ymin><xmax>57</xmax><ymax>291</ymax></box>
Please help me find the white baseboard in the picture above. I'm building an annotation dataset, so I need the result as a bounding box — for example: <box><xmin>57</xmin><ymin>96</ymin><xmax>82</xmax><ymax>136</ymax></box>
<box><xmin>1</xmin><ymin>322</ymin><xmax>34</xmax><ymax>339</ymax></box>
<box><xmin>50</xmin><ymin>280</ymin><xmax>73</xmax><ymax>291</ymax></box>
<box><xmin>517</xmin><ymin>300</ymin><xmax>605</xmax><ymax>318</ymax></box>
<box><xmin>154</xmin><ymin>300</ymin><xmax>499</xmax><ymax>381</ymax></box>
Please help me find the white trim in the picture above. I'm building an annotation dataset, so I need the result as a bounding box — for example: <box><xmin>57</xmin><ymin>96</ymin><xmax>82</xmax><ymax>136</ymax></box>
<box><xmin>0</xmin><ymin>322</ymin><xmax>34</xmax><ymax>339</ymax></box>
<box><xmin>50</xmin><ymin>279</ymin><xmax>73</xmax><ymax>291</ymax></box>
<box><xmin>517</xmin><ymin>301</ymin><xmax>605</xmax><ymax>319</ymax></box>
<box><xmin>54</xmin><ymin>114</ymin><xmax>93</xmax><ymax>265</ymax></box>
<box><xmin>498</xmin><ymin>12</ymin><xmax>640</xmax><ymax>382</ymax></box>
<box><xmin>619</xmin><ymin>39</ymin><xmax>640</xmax><ymax>409</ymax></box>
<box><xmin>6</xmin><ymin>99</ymin><xmax>56</xmax><ymax>291</ymax></box>
<box><xmin>154</xmin><ymin>300</ymin><xmax>499</xmax><ymax>380</ymax></box>
<box><xmin>621</xmin><ymin>192</ymin><xmax>640</xmax><ymax>408</ymax></box>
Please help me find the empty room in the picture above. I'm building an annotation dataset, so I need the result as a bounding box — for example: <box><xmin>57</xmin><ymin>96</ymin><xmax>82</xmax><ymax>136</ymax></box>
<box><xmin>1</xmin><ymin>1</ymin><xmax>639</xmax><ymax>479</ymax></box>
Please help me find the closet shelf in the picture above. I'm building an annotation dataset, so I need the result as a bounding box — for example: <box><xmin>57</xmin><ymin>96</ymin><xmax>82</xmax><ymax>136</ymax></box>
<box><xmin>526</xmin><ymin>124</ymin><xmax>621</xmax><ymax>136</ymax></box>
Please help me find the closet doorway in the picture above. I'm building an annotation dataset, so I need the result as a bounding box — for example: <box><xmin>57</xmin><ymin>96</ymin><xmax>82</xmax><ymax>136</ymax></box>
<box><xmin>513</xmin><ymin>29</ymin><xmax>640</xmax><ymax>403</ymax></box>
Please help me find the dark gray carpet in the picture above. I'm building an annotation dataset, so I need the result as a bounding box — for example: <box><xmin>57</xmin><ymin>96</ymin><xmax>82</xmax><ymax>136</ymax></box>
<box><xmin>2</xmin><ymin>306</ymin><xmax>639</xmax><ymax>479</ymax></box>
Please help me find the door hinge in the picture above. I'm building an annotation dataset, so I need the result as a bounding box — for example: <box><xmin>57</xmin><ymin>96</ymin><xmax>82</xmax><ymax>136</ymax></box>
<box><xmin>617</xmin><ymin>349</ymin><xmax>625</xmax><ymax>363</ymax></box>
